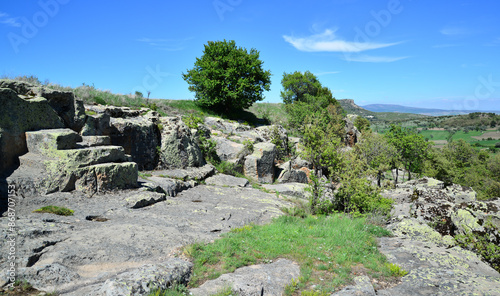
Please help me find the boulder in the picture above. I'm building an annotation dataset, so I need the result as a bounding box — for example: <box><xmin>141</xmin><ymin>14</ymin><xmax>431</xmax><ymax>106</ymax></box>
<box><xmin>213</xmin><ymin>136</ymin><xmax>247</xmax><ymax>162</ymax></box>
<box><xmin>74</xmin><ymin>162</ymin><xmax>138</xmax><ymax>196</ymax></box>
<box><xmin>204</xmin><ymin>116</ymin><xmax>252</xmax><ymax>134</ymax></box>
<box><xmin>244</xmin><ymin>142</ymin><xmax>277</xmax><ymax>183</ymax></box>
<box><xmin>159</xmin><ymin>117</ymin><xmax>204</xmax><ymax>169</ymax></box>
<box><xmin>125</xmin><ymin>191</ymin><xmax>167</xmax><ymax>209</ymax></box>
<box><xmin>277</xmin><ymin>161</ymin><xmax>308</xmax><ymax>184</ymax></box>
<box><xmin>152</xmin><ymin>164</ymin><xmax>216</xmax><ymax>181</ymax></box>
<box><xmin>255</xmin><ymin>125</ymin><xmax>289</xmax><ymax>158</ymax></box>
<box><xmin>205</xmin><ymin>174</ymin><xmax>250</xmax><ymax>187</ymax></box>
<box><xmin>80</xmin><ymin>113</ymin><xmax>110</xmax><ymax>136</ymax></box>
<box><xmin>107</xmin><ymin>116</ymin><xmax>161</xmax><ymax>170</ymax></box>
<box><xmin>189</xmin><ymin>259</ymin><xmax>300</xmax><ymax>296</ymax></box>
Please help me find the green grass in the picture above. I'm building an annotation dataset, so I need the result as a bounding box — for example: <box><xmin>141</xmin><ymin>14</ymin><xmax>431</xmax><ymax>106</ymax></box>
<box><xmin>181</xmin><ymin>214</ymin><xmax>396</xmax><ymax>295</ymax></box>
<box><xmin>32</xmin><ymin>205</ymin><xmax>74</xmax><ymax>216</ymax></box>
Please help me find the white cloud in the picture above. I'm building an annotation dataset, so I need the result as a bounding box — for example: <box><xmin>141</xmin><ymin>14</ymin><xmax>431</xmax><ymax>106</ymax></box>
<box><xmin>0</xmin><ymin>11</ymin><xmax>21</xmax><ymax>27</ymax></box>
<box><xmin>440</xmin><ymin>26</ymin><xmax>470</xmax><ymax>36</ymax></box>
<box><xmin>137</xmin><ymin>37</ymin><xmax>192</xmax><ymax>51</ymax></box>
<box><xmin>342</xmin><ymin>55</ymin><xmax>408</xmax><ymax>63</ymax></box>
<box><xmin>283</xmin><ymin>29</ymin><xmax>401</xmax><ymax>52</ymax></box>
<box><xmin>314</xmin><ymin>71</ymin><xmax>340</xmax><ymax>76</ymax></box>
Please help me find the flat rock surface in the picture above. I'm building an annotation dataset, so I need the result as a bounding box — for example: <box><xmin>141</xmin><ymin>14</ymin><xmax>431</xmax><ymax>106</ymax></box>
<box><xmin>376</xmin><ymin>218</ymin><xmax>500</xmax><ymax>296</ymax></box>
<box><xmin>205</xmin><ymin>174</ymin><xmax>250</xmax><ymax>187</ymax></box>
<box><xmin>0</xmin><ymin>185</ymin><xmax>291</xmax><ymax>294</ymax></box>
<box><xmin>189</xmin><ymin>258</ymin><xmax>300</xmax><ymax>296</ymax></box>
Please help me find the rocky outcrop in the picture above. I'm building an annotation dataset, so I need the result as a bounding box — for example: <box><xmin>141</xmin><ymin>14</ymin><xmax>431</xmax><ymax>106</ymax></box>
<box><xmin>276</xmin><ymin>160</ymin><xmax>309</xmax><ymax>184</ymax></box>
<box><xmin>382</xmin><ymin>178</ymin><xmax>500</xmax><ymax>248</ymax></box>
<box><xmin>0</xmin><ymin>87</ymin><xmax>65</xmax><ymax>176</ymax></box>
<box><xmin>189</xmin><ymin>259</ymin><xmax>300</xmax><ymax>296</ymax></box>
<box><xmin>244</xmin><ymin>142</ymin><xmax>277</xmax><ymax>183</ymax></box>
<box><xmin>344</xmin><ymin>114</ymin><xmax>361</xmax><ymax>147</ymax></box>
<box><xmin>376</xmin><ymin>217</ymin><xmax>500</xmax><ymax>296</ymax></box>
<box><xmin>0</xmin><ymin>184</ymin><xmax>291</xmax><ymax>294</ymax></box>
<box><xmin>159</xmin><ymin>116</ymin><xmax>204</xmax><ymax>169</ymax></box>
<box><xmin>7</xmin><ymin>129</ymin><xmax>138</xmax><ymax>196</ymax></box>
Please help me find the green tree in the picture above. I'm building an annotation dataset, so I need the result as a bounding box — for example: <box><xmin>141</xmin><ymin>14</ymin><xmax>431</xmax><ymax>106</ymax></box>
<box><xmin>280</xmin><ymin>71</ymin><xmax>343</xmax><ymax>132</ymax></box>
<box><xmin>385</xmin><ymin>125</ymin><xmax>429</xmax><ymax>182</ymax></box>
<box><xmin>354</xmin><ymin>116</ymin><xmax>371</xmax><ymax>134</ymax></box>
<box><xmin>355</xmin><ymin>133</ymin><xmax>396</xmax><ymax>187</ymax></box>
<box><xmin>183</xmin><ymin>40</ymin><xmax>271</xmax><ymax>112</ymax></box>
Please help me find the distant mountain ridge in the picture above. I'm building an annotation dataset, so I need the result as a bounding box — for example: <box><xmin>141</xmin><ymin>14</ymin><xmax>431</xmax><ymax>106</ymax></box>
<box><xmin>362</xmin><ymin>104</ymin><xmax>500</xmax><ymax>116</ymax></box>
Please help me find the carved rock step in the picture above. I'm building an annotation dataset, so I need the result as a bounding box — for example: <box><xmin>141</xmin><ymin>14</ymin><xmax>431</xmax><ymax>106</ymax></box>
<box><xmin>26</xmin><ymin>128</ymin><xmax>82</xmax><ymax>154</ymax></box>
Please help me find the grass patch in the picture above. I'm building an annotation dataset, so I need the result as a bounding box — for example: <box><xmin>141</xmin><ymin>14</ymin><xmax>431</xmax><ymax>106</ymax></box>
<box><xmin>183</xmin><ymin>214</ymin><xmax>395</xmax><ymax>294</ymax></box>
<box><xmin>32</xmin><ymin>205</ymin><xmax>74</xmax><ymax>216</ymax></box>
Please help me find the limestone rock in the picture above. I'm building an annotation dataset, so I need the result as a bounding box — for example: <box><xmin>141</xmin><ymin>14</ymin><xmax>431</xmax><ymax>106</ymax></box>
<box><xmin>213</xmin><ymin>136</ymin><xmax>248</xmax><ymax>162</ymax></box>
<box><xmin>255</xmin><ymin>124</ymin><xmax>289</xmax><ymax>158</ymax></box>
<box><xmin>204</xmin><ymin>116</ymin><xmax>252</xmax><ymax>134</ymax></box>
<box><xmin>205</xmin><ymin>174</ymin><xmax>250</xmax><ymax>187</ymax></box>
<box><xmin>190</xmin><ymin>259</ymin><xmax>300</xmax><ymax>296</ymax></box>
<box><xmin>244</xmin><ymin>142</ymin><xmax>276</xmax><ymax>183</ymax></box>
<box><xmin>125</xmin><ymin>191</ymin><xmax>166</xmax><ymax>209</ymax></box>
<box><xmin>159</xmin><ymin>117</ymin><xmax>204</xmax><ymax>169</ymax></box>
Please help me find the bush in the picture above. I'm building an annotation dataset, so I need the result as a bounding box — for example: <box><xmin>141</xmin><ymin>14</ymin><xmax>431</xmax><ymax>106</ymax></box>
<box><xmin>182</xmin><ymin>40</ymin><xmax>271</xmax><ymax>113</ymax></box>
<box><xmin>495</xmin><ymin>142</ymin><xmax>500</xmax><ymax>148</ymax></box>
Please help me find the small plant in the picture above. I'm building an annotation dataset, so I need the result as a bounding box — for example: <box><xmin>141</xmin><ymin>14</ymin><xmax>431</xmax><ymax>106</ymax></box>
<box><xmin>215</xmin><ymin>161</ymin><xmax>240</xmax><ymax>176</ymax></box>
<box><xmin>33</xmin><ymin>206</ymin><xmax>74</xmax><ymax>216</ymax></box>
<box><xmin>242</xmin><ymin>139</ymin><xmax>254</xmax><ymax>154</ymax></box>
<box><xmin>85</xmin><ymin>110</ymin><xmax>97</xmax><ymax>116</ymax></box>
<box><xmin>139</xmin><ymin>172</ymin><xmax>153</xmax><ymax>179</ymax></box>
<box><xmin>199</xmin><ymin>136</ymin><xmax>219</xmax><ymax>164</ymax></box>
<box><xmin>386</xmin><ymin>263</ymin><xmax>408</xmax><ymax>277</ymax></box>
<box><xmin>183</xmin><ymin>113</ymin><xmax>204</xmax><ymax>129</ymax></box>
<box><xmin>157</xmin><ymin>123</ymin><xmax>164</xmax><ymax>131</ymax></box>
<box><xmin>147</xmin><ymin>284</ymin><xmax>190</xmax><ymax>296</ymax></box>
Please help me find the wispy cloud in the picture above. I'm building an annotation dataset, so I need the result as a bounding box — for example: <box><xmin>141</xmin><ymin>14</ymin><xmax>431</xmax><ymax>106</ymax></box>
<box><xmin>314</xmin><ymin>71</ymin><xmax>340</xmax><ymax>76</ymax></box>
<box><xmin>0</xmin><ymin>12</ymin><xmax>21</xmax><ymax>27</ymax></box>
<box><xmin>432</xmin><ymin>44</ymin><xmax>460</xmax><ymax>48</ymax></box>
<box><xmin>342</xmin><ymin>55</ymin><xmax>408</xmax><ymax>63</ymax></box>
<box><xmin>439</xmin><ymin>26</ymin><xmax>471</xmax><ymax>36</ymax></box>
<box><xmin>283</xmin><ymin>29</ymin><xmax>402</xmax><ymax>52</ymax></box>
<box><xmin>137</xmin><ymin>37</ymin><xmax>193</xmax><ymax>51</ymax></box>
<box><xmin>484</xmin><ymin>37</ymin><xmax>500</xmax><ymax>47</ymax></box>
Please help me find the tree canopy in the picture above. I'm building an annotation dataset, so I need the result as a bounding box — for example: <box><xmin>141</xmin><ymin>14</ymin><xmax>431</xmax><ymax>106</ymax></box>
<box><xmin>183</xmin><ymin>40</ymin><xmax>271</xmax><ymax>112</ymax></box>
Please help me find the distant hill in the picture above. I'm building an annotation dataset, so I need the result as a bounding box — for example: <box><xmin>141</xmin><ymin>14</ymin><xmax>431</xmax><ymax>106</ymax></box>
<box><xmin>362</xmin><ymin>104</ymin><xmax>500</xmax><ymax>116</ymax></box>
<box><xmin>338</xmin><ymin>99</ymin><xmax>429</xmax><ymax>121</ymax></box>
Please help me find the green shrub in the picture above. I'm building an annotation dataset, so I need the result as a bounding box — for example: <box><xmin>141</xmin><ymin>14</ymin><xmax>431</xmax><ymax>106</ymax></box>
<box><xmin>183</xmin><ymin>113</ymin><xmax>204</xmax><ymax>129</ymax></box>
<box><xmin>455</xmin><ymin>230</ymin><xmax>500</xmax><ymax>272</ymax></box>
<box><xmin>199</xmin><ymin>136</ymin><xmax>219</xmax><ymax>164</ymax></box>
<box><xmin>94</xmin><ymin>96</ymin><xmax>107</xmax><ymax>105</ymax></box>
<box><xmin>33</xmin><ymin>206</ymin><xmax>74</xmax><ymax>216</ymax></box>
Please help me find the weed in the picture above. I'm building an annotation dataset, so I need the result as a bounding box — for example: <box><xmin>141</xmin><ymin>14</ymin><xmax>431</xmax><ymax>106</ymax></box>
<box><xmin>85</xmin><ymin>110</ymin><xmax>97</xmax><ymax>116</ymax></box>
<box><xmin>32</xmin><ymin>206</ymin><xmax>74</xmax><ymax>216</ymax></box>
<box><xmin>386</xmin><ymin>263</ymin><xmax>408</xmax><ymax>277</ymax></box>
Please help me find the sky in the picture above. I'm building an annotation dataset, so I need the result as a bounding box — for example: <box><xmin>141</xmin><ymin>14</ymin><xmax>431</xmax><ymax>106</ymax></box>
<box><xmin>1</xmin><ymin>0</ymin><xmax>500</xmax><ymax>111</ymax></box>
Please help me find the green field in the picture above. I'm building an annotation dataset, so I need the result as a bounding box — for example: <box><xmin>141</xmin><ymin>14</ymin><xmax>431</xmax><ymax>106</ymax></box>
<box><xmin>417</xmin><ymin>129</ymin><xmax>500</xmax><ymax>152</ymax></box>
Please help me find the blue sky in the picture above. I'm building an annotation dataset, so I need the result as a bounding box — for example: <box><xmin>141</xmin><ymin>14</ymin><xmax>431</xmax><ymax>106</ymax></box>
<box><xmin>1</xmin><ymin>0</ymin><xmax>500</xmax><ymax>111</ymax></box>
